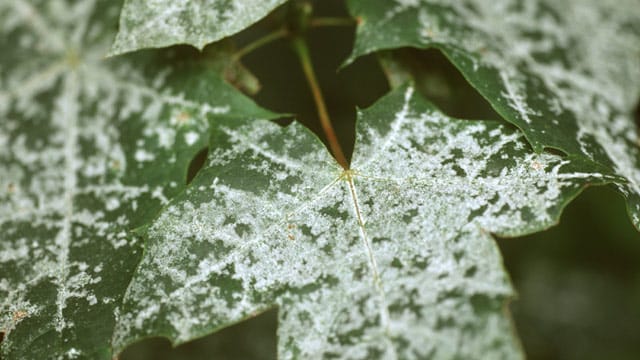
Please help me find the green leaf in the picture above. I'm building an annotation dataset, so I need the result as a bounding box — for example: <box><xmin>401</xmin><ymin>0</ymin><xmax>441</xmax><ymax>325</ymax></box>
<box><xmin>113</xmin><ymin>85</ymin><xmax>616</xmax><ymax>358</ymax></box>
<box><xmin>347</xmin><ymin>0</ymin><xmax>640</xmax><ymax>229</ymax></box>
<box><xmin>0</xmin><ymin>1</ymin><xmax>273</xmax><ymax>358</ymax></box>
<box><xmin>4</xmin><ymin>0</ymin><xmax>639</xmax><ymax>358</ymax></box>
<box><xmin>110</xmin><ymin>0</ymin><xmax>288</xmax><ymax>56</ymax></box>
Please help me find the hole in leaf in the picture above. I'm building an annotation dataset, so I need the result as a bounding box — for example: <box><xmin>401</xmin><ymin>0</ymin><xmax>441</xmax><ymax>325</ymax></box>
<box><xmin>380</xmin><ymin>48</ymin><xmax>502</xmax><ymax>121</ymax></box>
<box><xmin>497</xmin><ymin>187</ymin><xmax>640</xmax><ymax>359</ymax></box>
<box><xmin>186</xmin><ymin>147</ymin><xmax>208</xmax><ymax>185</ymax></box>
<box><xmin>119</xmin><ymin>308</ymin><xmax>277</xmax><ymax>360</ymax></box>
<box><xmin>229</xmin><ymin>0</ymin><xmax>389</xmax><ymax>164</ymax></box>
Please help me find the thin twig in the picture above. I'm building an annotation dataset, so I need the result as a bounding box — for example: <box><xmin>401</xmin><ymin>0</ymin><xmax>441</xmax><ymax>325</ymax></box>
<box><xmin>292</xmin><ymin>36</ymin><xmax>349</xmax><ymax>169</ymax></box>
<box><xmin>310</xmin><ymin>17</ymin><xmax>356</xmax><ymax>28</ymax></box>
<box><xmin>232</xmin><ymin>28</ymin><xmax>288</xmax><ymax>61</ymax></box>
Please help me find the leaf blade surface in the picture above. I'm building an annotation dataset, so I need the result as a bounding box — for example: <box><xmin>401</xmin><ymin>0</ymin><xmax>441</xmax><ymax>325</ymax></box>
<box><xmin>347</xmin><ymin>0</ymin><xmax>640</xmax><ymax>228</ymax></box>
<box><xmin>0</xmin><ymin>1</ymin><xmax>273</xmax><ymax>358</ymax></box>
<box><xmin>115</xmin><ymin>86</ymin><xmax>614</xmax><ymax>359</ymax></box>
<box><xmin>110</xmin><ymin>0</ymin><xmax>288</xmax><ymax>55</ymax></box>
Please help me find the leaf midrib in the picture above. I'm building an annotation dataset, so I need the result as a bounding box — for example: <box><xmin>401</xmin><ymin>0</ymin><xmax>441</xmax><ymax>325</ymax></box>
<box><xmin>345</xmin><ymin>172</ymin><xmax>398</xmax><ymax>359</ymax></box>
<box><xmin>53</xmin><ymin>71</ymin><xmax>80</xmax><ymax>337</ymax></box>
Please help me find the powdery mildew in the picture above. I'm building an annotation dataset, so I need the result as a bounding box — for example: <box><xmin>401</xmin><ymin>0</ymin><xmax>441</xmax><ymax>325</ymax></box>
<box><xmin>0</xmin><ymin>0</ymin><xmax>270</xmax><ymax>358</ymax></box>
<box><xmin>110</xmin><ymin>0</ymin><xmax>288</xmax><ymax>55</ymax></box>
<box><xmin>114</xmin><ymin>86</ymin><xmax>612</xmax><ymax>359</ymax></box>
<box><xmin>3</xmin><ymin>0</ymin><xmax>637</xmax><ymax>358</ymax></box>
<box><xmin>349</xmin><ymin>0</ymin><xmax>640</xmax><ymax>228</ymax></box>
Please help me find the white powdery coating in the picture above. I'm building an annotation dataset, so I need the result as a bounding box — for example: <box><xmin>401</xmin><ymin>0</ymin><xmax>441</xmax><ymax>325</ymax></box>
<box><xmin>114</xmin><ymin>86</ymin><xmax>607</xmax><ymax>359</ymax></box>
<box><xmin>110</xmin><ymin>0</ymin><xmax>288</xmax><ymax>55</ymax></box>
<box><xmin>351</xmin><ymin>0</ymin><xmax>640</xmax><ymax>228</ymax></box>
<box><xmin>0</xmin><ymin>0</ymin><xmax>245</xmax><ymax>357</ymax></box>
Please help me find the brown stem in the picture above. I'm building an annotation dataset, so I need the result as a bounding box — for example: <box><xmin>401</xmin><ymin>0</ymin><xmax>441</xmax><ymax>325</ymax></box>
<box><xmin>232</xmin><ymin>17</ymin><xmax>355</xmax><ymax>62</ymax></box>
<box><xmin>292</xmin><ymin>36</ymin><xmax>349</xmax><ymax>169</ymax></box>
<box><xmin>309</xmin><ymin>17</ymin><xmax>356</xmax><ymax>27</ymax></box>
<box><xmin>232</xmin><ymin>28</ymin><xmax>288</xmax><ymax>61</ymax></box>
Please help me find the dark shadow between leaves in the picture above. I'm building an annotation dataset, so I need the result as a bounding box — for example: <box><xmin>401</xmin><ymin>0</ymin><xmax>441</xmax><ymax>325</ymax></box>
<box><xmin>635</xmin><ymin>99</ymin><xmax>640</xmax><ymax>137</ymax></box>
<box><xmin>119</xmin><ymin>308</ymin><xmax>278</xmax><ymax>360</ymax></box>
<box><xmin>186</xmin><ymin>147</ymin><xmax>209</xmax><ymax>185</ymax></box>
<box><xmin>496</xmin><ymin>186</ymin><xmax>640</xmax><ymax>360</ymax></box>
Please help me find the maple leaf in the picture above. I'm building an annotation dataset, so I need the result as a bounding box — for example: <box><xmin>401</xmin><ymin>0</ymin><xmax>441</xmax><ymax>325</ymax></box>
<box><xmin>113</xmin><ymin>86</ymin><xmax>616</xmax><ymax>359</ymax></box>
<box><xmin>0</xmin><ymin>1</ymin><xmax>272</xmax><ymax>358</ymax></box>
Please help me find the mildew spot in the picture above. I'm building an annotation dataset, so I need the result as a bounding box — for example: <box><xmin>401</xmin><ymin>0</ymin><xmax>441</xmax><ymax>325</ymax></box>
<box><xmin>175</xmin><ymin>111</ymin><xmax>191</xmax><ymax>125</ymax></box>
<box><xmin>11</xmin><ymin>310</ymin><xmax>28</xmax><ymax>323</ymax></box>
<box><xmin>531</xmin><ymin>160</ymin><xmax>543</xmax><ymax>170</ymax></box>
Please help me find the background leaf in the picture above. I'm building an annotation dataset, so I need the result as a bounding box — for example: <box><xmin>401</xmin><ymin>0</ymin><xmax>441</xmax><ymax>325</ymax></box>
<box><xmin>347</xmin><ymin>0</ymin><xmax>640</xmax><ymax>229</ymax></box>
<box><xmin>110</xmin><ymin>0</ymin><xmax>288</xmax><ymax>56</ymax></box>
<box><xmin>0</xmin><ymin>1</ymin><xmax>273</xmax><ymax>358</ymax></box>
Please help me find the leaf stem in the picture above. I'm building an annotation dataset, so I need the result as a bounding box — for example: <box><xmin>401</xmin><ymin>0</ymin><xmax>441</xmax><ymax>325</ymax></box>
<box><xmin>231</xmin><ymin>17</ymin><xmax>355</xmax><ymax>61</ymax></box>
<box><xmin>233</xmin><ymin>28</ymin><xmax>288</xmax><ymax>61</ymax></box>
<box><xmin>309</xmin><ymin>17</ymin><xmax>356</xmax><ymax>28</ymax></box>
<box><xmin>292</xmin><ymin>36</ymin><xmax>349</xmax><ymax>169</ymax></box>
